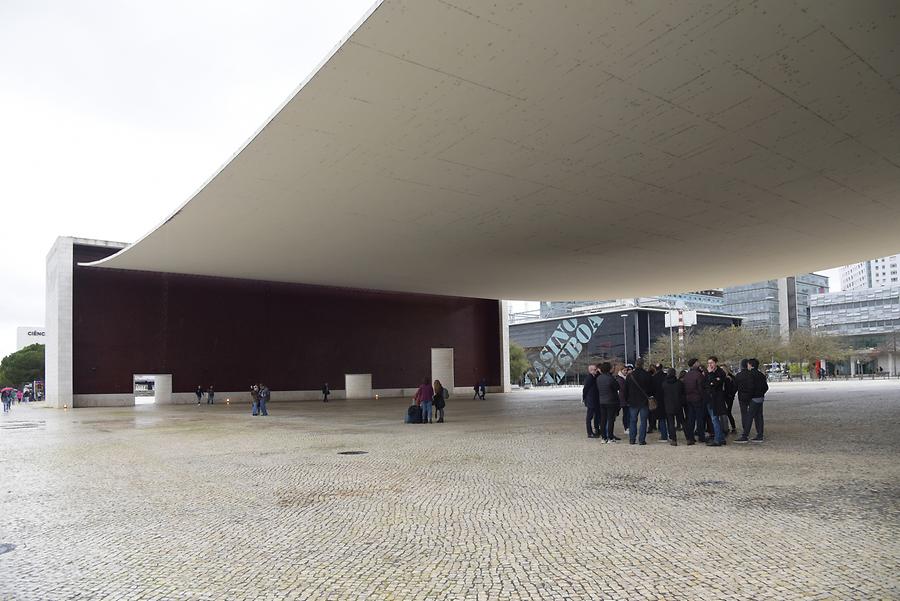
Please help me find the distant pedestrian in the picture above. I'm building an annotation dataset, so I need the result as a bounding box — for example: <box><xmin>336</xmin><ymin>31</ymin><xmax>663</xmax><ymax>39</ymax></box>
<box><xmin>473</xmin><ymin>383</ymin><xmax>480</xmax><ymax>399</ymax></box>
<box><xmin>415</xmin><ymin>378</ymin><xmax>434</xmax><ymax>423</ymax></box>
<box><xmin>196</xmin><ymin>386</ymin><xmax>203</xmax><ymax>405</ymax></box>
<box><xmin>1</xmin><ymin>389</ymin><xmax>11</xmax><ymax>413</ymax></box>
<box><xmin>478</xmin><ymin>379</ymin><xmax>487</xmax><ymax>400</ymax></box>
<box><xmin>321</xmin><ymin>383</ymin><xmax>330</xmax><ymax>403</ymax></box>
<box><xmin>433</xmin><ymin>379</ymin><xmax>449</xmax><ymax>423</ymax></box>
<box><xmin>258</xmin><ymin>383</ymin><xmax>270</xmax><ymax>416</ymax></box>
<box><xmin>207</xmin><ymin>385</ymin><xmax>215</xmax><ymax>405</ymax></box>
<box><xmin>616</xmin><ymin>364</ymin><xmax>631</xmax><ymax>435</ymax></box>
<box><xmin>722</xmin><ymin>367</ymin><xmax>738</xmax><ymax>434</ymax></box>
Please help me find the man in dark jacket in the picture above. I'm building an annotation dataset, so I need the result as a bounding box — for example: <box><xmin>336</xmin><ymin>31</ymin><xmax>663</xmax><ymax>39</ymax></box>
<box><xmin>625</xmin><ymin>358</ymin><xmax>654</xmax><ymax>445</ymax></box>
<box><xmin>595</xmin><ymin>362</ymin><xmax>620</xmax><ymax>443</ymax></box>
<box><xmin>703</xmin><ymin>356</ymin><xmax>727</xmax><ymax>446</ymax></box>
<box><xmin>658</xmin><ymin>368</ymin><xmax>685</xmax><ymax>446</ymax></box>
<box><xmin>651</xmin><ymin>364</ymin><xmax>668</xmax><ymax>441</ymax></box>
<box><xmin>682</xmin><ymin>359</ymin><xmax>705</xmax><ymax>445</ymax></box>
<box><xmin>734</xmin><ymin>359</ymin><xmax>754</xmax><ymax>443</ymax></box>
<box><xmin>736</xmin><ymin>358</ymin><xmax>768</xmax><ymax>442</ymax></box>
<box><xmin>616</xmin><ymin>365</ymin><xmax>631</xmax><ymax>435</ymax></box>
<box><xmin>582</xmin><ymin>364</ymin><xmax>600</xmax><ymax>438</ymax></box>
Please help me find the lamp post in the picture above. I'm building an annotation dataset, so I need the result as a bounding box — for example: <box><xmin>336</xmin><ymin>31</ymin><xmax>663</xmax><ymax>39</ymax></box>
<box><xmin>621</xmin><ymin>314</ymin><xmax>629</xmax><ymax>364</ymax></box>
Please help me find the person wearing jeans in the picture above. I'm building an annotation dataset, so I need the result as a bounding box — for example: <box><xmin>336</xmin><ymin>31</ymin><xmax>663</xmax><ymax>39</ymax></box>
<box><xmin>414</xmin><ymin>378</ymin><xmax>434</xmax><ymax>424</ymax></box>
<box><xmin>703</xmin><ymin>356</ymin><xmax>727</xmax><ymax>446</ymax></box>
<box><xmin>625</xmin><ymin>359</ymin><xmax>654</xmax><ymax>445</ymax></box>
<box><xmin>628</xmin><ymin>406</ymin><xmax>649</xmax><ymax>444</ymax></box>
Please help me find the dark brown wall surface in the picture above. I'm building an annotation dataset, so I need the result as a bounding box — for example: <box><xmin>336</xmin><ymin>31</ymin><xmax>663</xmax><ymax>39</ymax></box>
<box><xmin>72</xmin><ymin>245</ymin><xmax>501</xmax><ymax>394</ymax></box>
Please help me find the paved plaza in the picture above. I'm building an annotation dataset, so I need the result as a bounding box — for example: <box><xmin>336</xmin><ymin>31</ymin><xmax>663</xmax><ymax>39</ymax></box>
<box><xmin>1</xmin><ymin>380</ymin><xmax>898</xmax><ymax>600</ymax></box>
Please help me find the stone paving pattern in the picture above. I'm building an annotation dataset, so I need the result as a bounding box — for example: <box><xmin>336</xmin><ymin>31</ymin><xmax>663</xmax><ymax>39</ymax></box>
<box><xmin>1</xmin><ymin>381</ymin><xmax>898</xmax><ymax>600</ymax></box>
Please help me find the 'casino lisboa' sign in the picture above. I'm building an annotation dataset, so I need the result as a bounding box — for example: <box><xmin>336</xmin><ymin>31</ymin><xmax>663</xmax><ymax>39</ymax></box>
<box><xmin>530</xmin><ymin>316</ymin><xmax>603</xmax><ymax>384</ymax></box>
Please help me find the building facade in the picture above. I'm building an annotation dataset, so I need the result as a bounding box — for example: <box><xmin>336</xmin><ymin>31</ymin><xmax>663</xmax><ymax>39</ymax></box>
<box><xmin>537</xmin><ymin>290</ymin><xmax>724</xmax><ymax>320</ymax></box>
<box><xmin>723</xmin><ymin>273</ymin><xmax>828</xmax><ymax>339</ymax></box>
<box><xmin>46</xmin><ymin>238</ymin><xmax>506</xmax><ymax>408</ymax></box>
<box><xmin>810</xmin><ymin>286</ymin><xmax>900</xmax><ymax>375</ymax></box>
<box><xmin>509</xmin><ymin>307</ymin><xmax>740</xmax><ymax>385</ymax></box>
<box><xmin>840</xmin><ymin>254</ymin><xmax>900</xmax><ymax>291</ymax></box>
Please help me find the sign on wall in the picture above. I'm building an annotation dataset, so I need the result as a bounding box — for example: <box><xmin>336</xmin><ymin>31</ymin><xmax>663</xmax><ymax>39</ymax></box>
<box><xmin>16</xmin><ymin>327</ymin><xmax>46</xmax><ymax>351</ymax></box>
<box><xmin>529</xmin><ymin>316</ymin><xmax>604</xmax><ymax>384</ymax></box>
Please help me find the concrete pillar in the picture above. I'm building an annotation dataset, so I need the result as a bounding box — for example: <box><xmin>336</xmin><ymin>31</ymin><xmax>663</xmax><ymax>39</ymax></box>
<box><xmin>431</xmin><ymin>348</ymin><xmax>455</xmax><ymax>392</ymax></box>
<box><xmin>850</xmin><ymin>360</ymin><xmax>856</xmax><ymax>376</ymax></box>
<box><xmin>499</xmin><ymin>300</ymin><xmax>511</xmax><ymax>392</ymax></box>
<box><xmin>45</xmin><ymin>237</ymin><xmax>74</xmax><ymax>409</ymax></box>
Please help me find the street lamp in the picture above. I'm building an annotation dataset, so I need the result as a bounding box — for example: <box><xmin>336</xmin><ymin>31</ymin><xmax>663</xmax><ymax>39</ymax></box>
<box><xmin>621</xmin><ymin>314</ymin><xmax>629</xmax><ymax>364</ymax></box>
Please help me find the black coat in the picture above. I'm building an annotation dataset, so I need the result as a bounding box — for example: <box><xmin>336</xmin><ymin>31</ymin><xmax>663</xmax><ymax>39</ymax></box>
<box><xmin>734</xmin><ymin>369</ymin><xmax>755</xmax><ymax>402</ymax></box>
<box><xmin>703</xmin><ymin>367</ymin><xmax>728</xmax><ymax>415</ymax></box>
<box><xmin>659</xmin><ymin>376</ymin><xmax>686</xmax><ymax>414</ymax></box>
<box><xmin>683</xmin><ymin>367</ymin><xmax>705</xmax><ymax>406</ymax></box>
<box><xmin>595</xmin><ymin>373</ymin><xmax>620</xmax><ymax>406</ymax></box>
<box><xmin>582</xmin><ymin>372</ymin><xmax>599</xmax><ymax>407</ymax></box>
<box><xmin>625</xmin><ymin>367</ymin><xmax>654</xmax><ymax>409</ymax></box>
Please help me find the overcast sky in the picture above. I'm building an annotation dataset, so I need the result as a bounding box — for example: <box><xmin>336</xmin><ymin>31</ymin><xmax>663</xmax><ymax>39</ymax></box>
<box><xmin>0</xmin><ymin>1</ymin><xmax>851</xmax><ymax>360</ymax></box>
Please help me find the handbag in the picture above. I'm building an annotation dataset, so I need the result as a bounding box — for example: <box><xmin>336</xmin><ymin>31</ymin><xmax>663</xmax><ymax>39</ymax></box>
<box><xmin>628</xmin><ymin>374</ymin><xmax>657</xmax><ymax>411</ymax></box>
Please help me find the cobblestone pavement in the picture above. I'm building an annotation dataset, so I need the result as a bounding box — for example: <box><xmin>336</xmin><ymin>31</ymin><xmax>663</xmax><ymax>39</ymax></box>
<box><xmin>1</xmin><ymin>380</ymin><xmax>898</xmax><ymax>600</ymax></box>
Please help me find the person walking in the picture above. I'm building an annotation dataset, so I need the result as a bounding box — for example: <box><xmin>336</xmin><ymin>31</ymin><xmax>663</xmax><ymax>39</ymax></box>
<box><xmin>415</xmin><ymin>378</ymin><xmax>434</xmax><ymax>423</ymax></box>
<box><xmin>596</xmin><ymin>362</ymin><xmax>620</xmax><ymax>443</ymax></box>
<box><xmin>433</xmin><ymin>379</ymin><xmax>449</xmax><ymax>423</ymax></box>
<box><xmin>582</xmin><ymin>364</ymin><xmax>600</xmax><ymax>438</ymax></box>
<box><xmin>703</xmin><ymin>357</ymin><xmax>727</xmax><ymax>446</ymax></box>
<box><xmin>682</xmin><ymin>359</ymin><xmax>705</xmax><ymax>445</ymax></box>
<box><xmin>659</xmin><ymin>368</ymin><xmax>685</xmax><ymax>446</ymax></box>
<box><xmin>322</xmin><ymin>383</ymin><xmax>330</xmax><ymax>403</ymax></box>
<box><xmin>651</xmin><ymin>363</ymin><xmax>668</xmax><ymax>441</ymax></box>
<box><xmin>207</xmin><ymin>385</ymin><xmax>215</xmax><ymax>405</ymax></box>
<box><xmin>478</xmin><ymin>379</ymin><xmax>487</xmax><ymax>400</ymax></box>
<box><xmin>195</xmin><ymin>385</ymin><xmax>203</xmax><ymax>405</ymax></box>
<box><xmin>1</xmin><ymin>389</ymin><xmax>11</xmax><ymax>413</ymax></box>
<box><xmin>625</xmin><ymin>358</ymin><xmax>653</xmax><ymax>445</ymax></box>
<box><xmin>258</xmin><ymin>383</ymin><xmax>270</xmax><ymax>416</ymax></box>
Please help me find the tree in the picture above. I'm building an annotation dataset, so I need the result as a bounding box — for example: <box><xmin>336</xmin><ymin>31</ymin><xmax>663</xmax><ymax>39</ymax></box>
<box><xmin>0</xmin><ymin>343</ymin><xmax>45</xmax><ymax>388</ymax></box>
<box><xmin>509</xmin><ymin>342</ymin><xmax>530</xmax><ymax>385</ymax></box>
<box><xmin>647</xmin><ymin>326</ymin><xmax>781</xmax><ymax>370</ymax></box>
<box><xmin>784</xmin><ymin>329</ymin><xmax>851</xmax><ymax>378</ymax></box>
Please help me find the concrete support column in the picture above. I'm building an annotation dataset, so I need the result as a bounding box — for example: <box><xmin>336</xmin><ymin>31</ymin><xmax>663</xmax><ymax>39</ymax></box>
<box><xmin>499</xmin><ymin>300</ymin><xmax>511</xmax><ymax>392</ymax></box>
<box><xmin>45</xmin><ymin>237</ymin><xmax>74</xmax><ymax>409</ymax></box>
<box><xmin>850</xmin><ymin>360</ymin><xmax>856</xmax><ymax>376</ymax></box>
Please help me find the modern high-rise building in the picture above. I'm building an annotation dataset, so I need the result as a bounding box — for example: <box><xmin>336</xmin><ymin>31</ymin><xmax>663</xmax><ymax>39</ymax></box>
<box><xmin>810</xmin><ymin>286</ymin><xmax>900</xmax><ymax>375</ymax></box>
<box><xmin>840</xmin><ymin>254</ymin><xmax>900</xmax><ymax>291</ymax></box>
<box><xmin>723</xmin><ymin>274</ymin><xmax>829</xmax><ymax>339</ymax></box>
<box><xmin>536</xmin><ymin>290</ymin><xmax>724</xmax><ymax>320</ymax></box>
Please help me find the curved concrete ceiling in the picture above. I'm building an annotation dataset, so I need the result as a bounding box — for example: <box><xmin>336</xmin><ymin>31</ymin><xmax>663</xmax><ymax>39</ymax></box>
<box><xmin>92</xmin><ymin>0</ymin><xmax>900</xmax><ymax>300</ymax></box>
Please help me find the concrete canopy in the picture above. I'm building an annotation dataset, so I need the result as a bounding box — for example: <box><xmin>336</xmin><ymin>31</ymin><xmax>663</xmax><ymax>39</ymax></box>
<box><xmin>92</xmin><ymin>1</ymin><xmax>900</xmax><ymax>300</ymax></box>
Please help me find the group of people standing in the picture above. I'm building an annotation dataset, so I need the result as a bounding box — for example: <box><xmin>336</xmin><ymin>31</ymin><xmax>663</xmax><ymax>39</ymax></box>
<box><xmin>409</xmin><ymin>378</ymin><xmax>449</xmax><ymax>423</ymax></box>
<box><xmin>582</xmin><ymin>356</ymin><xmax>769</xmax><ymax>446</ymax></box>
<box><xmin>250</xmin><ymin>384</ymin><xmax>271</xmax><ymax>416</ymax></box>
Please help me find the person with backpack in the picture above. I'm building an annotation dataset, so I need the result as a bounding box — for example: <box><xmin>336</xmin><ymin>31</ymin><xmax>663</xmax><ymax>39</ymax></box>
<box><xmin>658</xmin><ymin>368</ymin><xmax>685</xmax><ymax>446</ymax></box>
<box><xmin>415</xmin><ymin>378</ymin><xmax>434</xmax><ymax>424</ymax></box>
<box><xmin>625</xmin><ymin>358</ymin><xmax>654</xmax><ymax>445</ymax></box>
<box><xmin>433</xmin><ymin>379</ymin><xmax>449</xmax><ymax>423</ymax></box>
<box><xmin>595</xmin><ymin>362</ymin><xmax>620</xmax><ymax>443</ymax></box>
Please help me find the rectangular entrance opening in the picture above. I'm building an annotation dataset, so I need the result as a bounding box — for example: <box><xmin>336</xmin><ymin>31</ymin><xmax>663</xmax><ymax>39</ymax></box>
<box><xmin>133</xmin><ymin>374</ymin><xmax>172</xmax><ymax>405</ymax></box>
